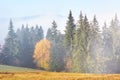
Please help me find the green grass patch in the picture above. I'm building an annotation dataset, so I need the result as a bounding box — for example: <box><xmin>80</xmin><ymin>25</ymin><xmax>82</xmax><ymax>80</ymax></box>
<box><xmin>0</xmin><ymin>65</ymin><xmax>40</xmax><ymax>72</ymax></box>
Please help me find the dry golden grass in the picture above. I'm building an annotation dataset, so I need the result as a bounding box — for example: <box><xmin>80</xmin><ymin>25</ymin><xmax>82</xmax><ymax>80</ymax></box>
<box><xmin>0</xmin><ymin>71</ymin><xmax>120</xmax><ymax>80</ymax></box>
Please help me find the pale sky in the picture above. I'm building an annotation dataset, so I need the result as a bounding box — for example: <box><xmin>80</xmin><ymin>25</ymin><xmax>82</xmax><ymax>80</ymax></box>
<box><xmin>0</xmin><ymin>0</ymin><xmax>120</xmax><ymax>44</ymax></box>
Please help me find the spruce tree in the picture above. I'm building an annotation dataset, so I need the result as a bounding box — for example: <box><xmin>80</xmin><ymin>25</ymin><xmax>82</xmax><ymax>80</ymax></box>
<box><xmin>64</xmin><ymin>10</ymin><xmax>75</xmax><ymax>50</ymax></box>
<box><xmin>72</xmin><ymin>13</ymin><xmax>91</xmax><ymax>72</ymax></box>
<box><xmin>34</xmin><ymin>25</ymin><xmax>44</xmax><ymax>43</ymax></box>
<box><xmin>47</xmin><ymin>21</ymin><xmax>65</xmax><ymax>71</ymax></box>
<box><xmin>88</xmin><ymin>15</ymin><xmax>103</xmax><ymax>73</ymax></box>
<box><xmin>17</xmin><ymin>25</ymin><xmax>34</xmax><ymax>67</ymax></box>
<box><xmin>46</xmin><ymin>28</ymin><xmax>52</xmax><ymax>40</ymax></box>
<box><xmin>2</xmin><ymin>19</ymin><xmax>19</xmax><ymax>65</ymax></box>
<box><xmin>109</xmin><ymin>15</ymin><xmax>120</xmax><ymax>73</ymax></box>
<box><xmin>72</xmin><ymin>12</ymin><xmax>83</xmax><ymax>72</ymax></box>
<box><xmin>64</xmin><ymin>10</ymin><xmax>75</xmax><ymax>71</ymax></box>
<box><xmin>102</xmin><ymin>22</ymin><xmax>113</xmax><ymax>73</ymax></box>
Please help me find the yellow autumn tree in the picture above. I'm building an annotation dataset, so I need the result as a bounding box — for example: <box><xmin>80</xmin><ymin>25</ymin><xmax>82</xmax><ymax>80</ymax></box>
<box><xmin>33</xmin><ymin>39</ymin><xmax>51</xmax><ymax>70</ymax></box>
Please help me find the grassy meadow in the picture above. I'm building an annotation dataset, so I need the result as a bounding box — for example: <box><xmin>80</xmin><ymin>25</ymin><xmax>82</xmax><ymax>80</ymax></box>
<box><xmin>0</xmin><ymin>65</ymin><xmax>120</xmax><ymax>80</ymax></box>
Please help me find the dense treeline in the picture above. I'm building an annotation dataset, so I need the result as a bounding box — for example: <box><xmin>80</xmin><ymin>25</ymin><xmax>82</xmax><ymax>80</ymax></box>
<box><xmin>0</xmin><ymin>11</ymin><xmax>120</xmax><ymax>73</ymax></box>
<box><xmin>1</xmin><ymin>21</ymin><xmax>44</xmax><ymax>68</ymax></box>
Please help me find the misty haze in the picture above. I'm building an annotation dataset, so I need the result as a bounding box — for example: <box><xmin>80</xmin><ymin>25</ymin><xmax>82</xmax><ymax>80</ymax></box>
<box><xmin>0</xmin><ymin>0</ymin><xmax>120</xmax><ymax>80</ymax></box>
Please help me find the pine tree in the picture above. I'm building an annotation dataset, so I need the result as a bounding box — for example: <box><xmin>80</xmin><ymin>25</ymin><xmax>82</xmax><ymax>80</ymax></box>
<box><xmin>64</xmin><ymin>10</ymin><xmax>75</xmax><ymax>71</ymax></box>
<box><xmin>38</xmin><ymin>26</ymin><xmax>44</xmax><ymax>40</ymax></box>
<box><xmin>64</xmin><ymin>10</ymin><xmax>75</xmax><ymax>50</ymax></box>
<box><xmin>109</xmin><ymin>14</ymin><xmax>120</xmax><ymax>73</ymax></box>
<box><xmin>46</xmin><ymin>21</ymin><xmax>57</xmax><ymax>41</ymax></box>
<box><xmin>88</xmin><ymin>15</ymin><xmax>103</xmax><ymax>73</ymax></box>
<box><xmin>16</xmin><ymin>24</ymin><xmax>44</xmax><ymax>68</ymax></box>
<box><xmin>47</xmin><ymin>21</ymin><xmax>65</xmax><ymax>71</ymax></box>
<box><xmin>35</xmin><ymin>25</ymin><xmax>44</xmax><ymax>43</ymax></box>
<box><xmin>46</xmin><ymin>28</ymin><xmax>52</xmax><ymax>40</ymax></box>
<box><xmin>72</xmin><ymin>13</ymin><xmax>91</xmax><ymax>72</ymax></box>
<box><xmin>102</xmin><ymin>22</ymin><xmax>113</xmax><ymax>73</ymax></box>
<box><xmin>2</xmin><ymin>19</ymin><xmax>19</xmax><ymax>65</ymax></box>
<box><xmin>72</xmin><ymin>12</ymin><xmax>83</xmax><ymax>72</ymax></box>
<box><xmin>17</xmin><ymin>25</ymin><xmax>34</xmax><ymax>67</ymax></box>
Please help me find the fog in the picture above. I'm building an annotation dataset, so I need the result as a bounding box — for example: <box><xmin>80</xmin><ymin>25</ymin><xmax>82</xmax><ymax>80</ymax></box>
<box><xmin>1</xmin><ymin>0</ymin><xmax>120</xmax><ymax>74</ymax></box>
<box><xmin>0</xmin><ymin>14</ymin><xmax>66</xmax><ymax>45</ymax></box>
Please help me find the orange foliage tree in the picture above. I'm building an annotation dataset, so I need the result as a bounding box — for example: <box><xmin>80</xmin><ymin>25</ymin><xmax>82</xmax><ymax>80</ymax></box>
<box><xmin>33</xmin><ymin>39</ymin><xmax>51</xmax><ymax>70</ymax></box>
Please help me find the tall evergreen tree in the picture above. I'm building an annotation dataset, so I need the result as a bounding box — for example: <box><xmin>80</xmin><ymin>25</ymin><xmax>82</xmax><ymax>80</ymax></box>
<box><xmin>102</xmin><ymin>22</ymin><xmax>113</xmax><ymax>73</ymax></box>
<box><xmin>87</xmin><ymin>15</ymin><xmax>103</xmax><ymax>73</ymax></box>
<box><xmin>17</xmin><ymin>25</ymin><xmax>34</xmax><ymax>67</ymax></box>
<box><xmin>34</xmin><ymin>25</ymin><xmax>44</xmax><ymax>43</ymax></box>
<box><xmin>72</xmin><ymin>13</ymin><xmax>91</xmax><ymax>72</ymax></box>
<box><xmin>2</xmin><ymin>19</ymin><xmax>19</xmax><ymax>65</ymax></box>
<box><xmin>46</xmin><ymin>28</ymin><xmax>52</xmax><ymax>40</ymax></box>
<box><xmin>109</xmin><ymin>15</ymin><xmax>120</xmax><ymax>73</ymax></box>
<box><xmin>16</xmin><ymin>24</ymin><xmax>44</xmax><ymax>68</ymax></box>
<box><xmin>72</xmin><ymin>12</ymin><xmax>83</xmax><ymax>72</ymax></box>
<box><xmin>64</xmin><ymin>10</ymin><xmax>75</xmax><ymax>50</ymax></box>
<box><xmin>46</xmin><ymin>21</ymin><xmax>65</xmax><ymax>71</ymax></box>
<box><xmin>64</xmin><ymin>11</ymin><xmax>75</xmax><ymax>71</ymax></box>
<box><xmin>38</xmin><ymin>26</ymin><xmax>44</xmax><ymax>40</ymax></box>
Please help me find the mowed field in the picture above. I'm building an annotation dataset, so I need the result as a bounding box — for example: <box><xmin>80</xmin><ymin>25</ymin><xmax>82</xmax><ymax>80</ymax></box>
<box><xmin>0</xmin><ymin>65</ymin><xmax>120</xmax><ymax>80</ymax></box>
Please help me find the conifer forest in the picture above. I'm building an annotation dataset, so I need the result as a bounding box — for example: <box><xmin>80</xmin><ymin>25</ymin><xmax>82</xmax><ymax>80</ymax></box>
<box><xmin>1</xmin><ymin>10</ymin><xmax>120</xmax><ymax>74</ymax></box>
